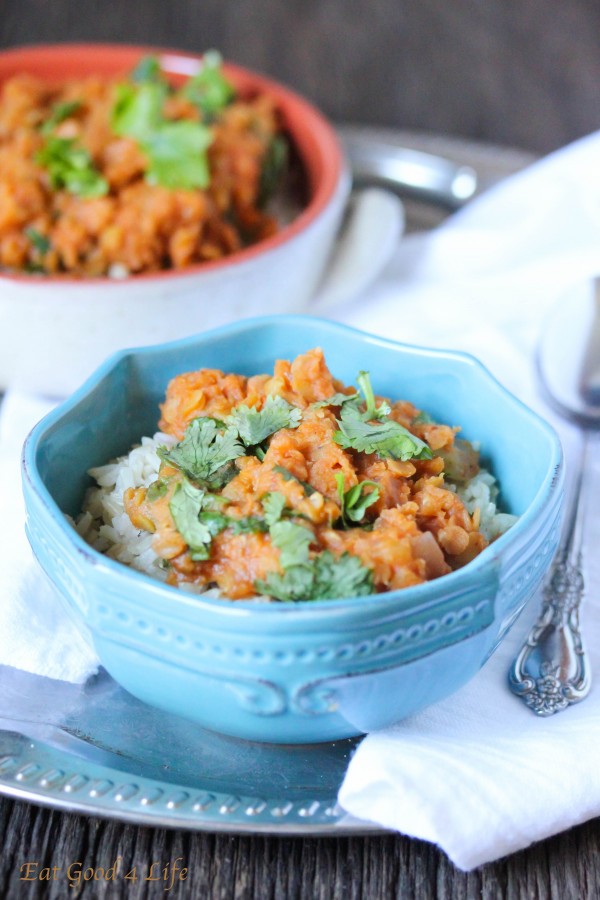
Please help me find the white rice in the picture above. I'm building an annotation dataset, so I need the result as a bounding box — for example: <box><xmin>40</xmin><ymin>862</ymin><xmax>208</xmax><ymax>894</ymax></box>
<box><xmin>454</xmin><ymin>470</ymin><xmax>518</xmax><ymax>542</ymax></box>
<box><xmin>74</xmin><ymin>435</ymin><xmax>517</xmax><ymax>591</ymax></box>
<box><xmin>74</xmin><ymin>433</ymin><xmax>176</xmax><ymax>582</ymax></box>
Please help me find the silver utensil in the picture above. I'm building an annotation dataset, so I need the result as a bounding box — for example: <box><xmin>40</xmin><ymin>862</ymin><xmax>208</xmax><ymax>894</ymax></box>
<box><xmin>337</xmin><ymin>125</ymin><xmax>478</xmax><ymax>209</ymax></box>
<box><xmin>509</xmin><ymin>279</ymin><xmax>600</xmax><ymax>714</ymax></box>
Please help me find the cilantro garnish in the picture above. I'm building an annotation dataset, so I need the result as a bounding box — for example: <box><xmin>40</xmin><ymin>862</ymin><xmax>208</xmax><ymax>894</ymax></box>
<box><xmin>261</xmin><ymin>492</ymin><xmax>287</xmax><ymax>526</ymax></box>
<box><xmin>269</xmin><ymin>521</ymin><xmax>313</xmax><ymax>568</ymax></box>
<box><xmin>258</xmin><ymin>135</ymin><xmax>288</xmax><ymax>208</ymax></box>
<box><xmin>112</xmin><ymin>82</ymin><xmax>164</xmax><ymax>139</ymax></box>
<box><xmin>255</xmin><ymin>564</ymin><xmax>314</xmax><ymax>603</ymax></box>
<box><xmin>158</xmin><ymin>417</ymin><xmax>244</xmax><ymax>488</ymax></box>
<box><xmin>256</xmin><ymin>551</ymin><xmax>374</xmax><ymax>602</ymax></box>
<box><xmin>312</xmin><ymin>392</ymin><xmax>359</xmax><ymax>410</ymax></box>
<box><xmin>310</xmin><ymin>551</ymin><xmax>374</xmax><ymax>600</ymax></box>
<box><xmin>169</xmin><ymin>479</ymin><xmax>227</xmax><ymax>560</ymax></box>
<box><xmin>335</xmin><ymin>474</ymin><xmax>380</xmax><ymax>526</ymax></box>
<box><xmin>413</xmin><ymin>410</ymin><xmax>435</xmax><ymax>424</ymax></box>
<box><xmin>273</xmin><ymin>465</ymin><xmax>317</xmax><ymax>496</ymax></box>
<box><xmin>334</xmin><ymin>405</ymin><xmax>432</xmax><ymax>461</ymax></box>
<box><xmin>146</xmin><ymin>477</ymin><xmax>169</xmax><ymax>502</ymax></box>
<box><xmin>40</xmin><ymin>100</ymin><xmax>82</xmax><ymax>136</ymax></box>
<box><xmin>230</xmin><ymin>516</ymin><xmax>269</xmax><ymax>534</ymax></box>
<box><xmin>130</xmin><ymin>55</ymin><xmax>164</xmax><ymax>84</ymax></box>
<box><xmin>145</xmin><ymin>120</ymin><xmax>213</xmax><ymax>189</ymax></box>
<box><xmin>331</xmin><ymin>370</ymin><xmax>432</xmax><ymax>462</ymax></box>
<box><xmin>24</xmin><ymin>227</ymin><xmax>51</xmax><ymax>255</ymax></box>
<box><xmin>182</xmin><ymin>50</ymin><xmax>236</xmax><ymax>118</ymax></box>
<box><xmin>111</xmin><ymin>81</ymin><xmax>212</xmax><ymax>190</ymax></box>
<box><xmin>255</xmin><ymin>511</ymin><xmax>374</xmax><ymax>602</ymax></box>
<box><xmin>198</xmin><ymin>509</ymin><xmax>230</xmax><ymax>535</ymax></box>
<box><xmin>227</xmin><ymin>395</ymin><xmax>301</xmax><ymax>450</ymax></box>
<box><xmin>36</xmin><ymin>137</ymin><xmax>108</xmax><ymax>198</ymax></box>
<box><xmin>356</xmin><ymin>371</ymin><xmax>391</xmax><ymax>419</ymax></box>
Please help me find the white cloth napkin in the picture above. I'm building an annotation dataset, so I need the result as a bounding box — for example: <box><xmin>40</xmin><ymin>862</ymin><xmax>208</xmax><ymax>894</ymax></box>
<box><xmin>0</xmin><ymin>391</ymin><xmax>99</xmax><ymax>682</ymax></box>
<box><xmin>2</xmin><ymin>128</ymin><xmax>600</xmax><ymax>868</ymax></box>
<box><xmin>335</xmin><ymin>130</ymin><xmax>600</xmax><ymax>869</ymax></box>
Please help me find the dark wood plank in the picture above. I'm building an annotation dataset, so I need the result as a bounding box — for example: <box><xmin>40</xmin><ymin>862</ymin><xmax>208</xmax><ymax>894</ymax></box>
<box><xmin>0</xmin><ymin>796</ymin><xmax>599</xmax><ymax>899</ymax></box>
<box><xmin>2</xmin><ymin>0</ymin><xmax>600</xmax><ymax>152</ymax></box>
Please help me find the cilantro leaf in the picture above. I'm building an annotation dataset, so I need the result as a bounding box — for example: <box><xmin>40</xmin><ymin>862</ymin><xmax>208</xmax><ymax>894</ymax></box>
<box><xmin>182</xmin><ymin>50</ymin><xmax>236</xmax><ymax>117</ymax></box>
<box><xmin>111</xmin><ymin>82</ymin><xmax>213</xmax><ymax>190</ymax></box>
<box><xmin>24</xmin><ymin>227</ymin><xmax>51</xmax><ymax>255</ymax></box>
<box><xmin>413</xmin><ymin>410</ymin><xmax>435</xmax><ymax>424</ymax></box>
<box><xmin>334</xmin><ymin>405</ymin><xmax>432</xmax><ymax>461</ymax></box>
<box><xmin>269</xmin><ymin>520</ymin><xmax>313</xmax><ymax>568</ymax></box>
<box><xmin>201</xmin><ymin>491</ymin><xmax>229</xmax><ymax>510</ymax></box>
<box><xmin>273</xmin><ymin>464</ymin><xmax>317</xmax><ymax>496</ymax></box>
<box><xmin>256</xmin><ymin>551</ymin><xmax>374</xmax><ymax>602</ymax></box>
<box><xmin>169</xmin><ymin>480</ymin><xmax>229</xmax><ymax>560</ymax></box>
<box><xmin>130</xmin><ymin>55</ymin><xmax>164</xmax><ymax>84</ymax></box>
<box><xmin>40</xmin><ymin>100</ymin><xmax>82</xmax><ymax>136</ymax></box>
<box><xmin>169</xmin><ymin>480</ymin><xmax>213</xmax><ymax>559</ymax></box>
<box><xmin>311</xmin><ymin>551</ymin><xmax>374</xmax><ymax>599</ymax></box>
<box><xmin>144</xmin><ymin>120</ymin><xmax>212</xmax><ymax>189</ymax></box>
<box><xmin>112</xmin><ymin>82</ymin><xmax>164</xmax><ymax>139</ymax></box>
<box><xmin>230</xmin><ymin>516</ymin><xmax>269</xmax><ymax>534</ymax></box>
<box><xmin>255</xmin><ymin>564</ymin><xmax>314</xmax><ymax>603</ymax></box>
<box><xmin>227</xmin><ymin>395</ymin><xmax>301</xmax><ymax>449</ymax></box>
<box><xmin>158</xmin><ymin>417</ymin><xmax>244</xmax><ymax>487</ymax></box>
<box><xmin>36</xmin><ymin>137</ymin><xmax>108</xmax><ymax>198</ymax></box>
<box><xmin>312</xmin><ymin>392</ymin><xmax>359</xmax><ymax>410</ymax></box>
<box><xmin>255</xmin><ymin>498</ymin><xmax>374</xmax><ymax>602</ymax></box>
<box><xmin>335</xmin><ymin>474</ymin><xmax>380</xmax><ymax>525</ymax></box>
<box><xmin>261</xmin><ymin>492</ymin><xmax>287</xmax><ymax>526</ymax></box>
<box><xmin>146</xmin><ymin>477</ymin><xmax>169</xmax><ymax>502</ymax></box>
<box><xmin>198</xmin><ymin>509</ymin><xmax>230</xmax><ymax>536</ymax></box>
<box><xmin>356</xmin><ymin>370</ymin><xmax>391</xmax><ymax>419</ymax></box>
<box><xmin>258</xmin><ymin>135</ymin><xmax>288</xmax><ymax>208</ymax></box>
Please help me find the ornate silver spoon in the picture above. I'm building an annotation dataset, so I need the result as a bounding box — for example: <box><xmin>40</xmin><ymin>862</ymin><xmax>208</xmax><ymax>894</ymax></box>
<box><xmin>508</xmin><ymin>279</ymin><xmax>600</xmax><ymax>714</ymax></box>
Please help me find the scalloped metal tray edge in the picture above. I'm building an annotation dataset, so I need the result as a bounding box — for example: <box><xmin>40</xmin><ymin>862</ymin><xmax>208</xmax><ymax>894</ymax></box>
<box><xmin>0</xmin><ymin>664</ymin><xmax>379</xmax><ymax>834</ymax></box>
<box><xmin>0</xmin><ymin>729</ymin><xmax>378</xmax><ymax>835</ymax></box>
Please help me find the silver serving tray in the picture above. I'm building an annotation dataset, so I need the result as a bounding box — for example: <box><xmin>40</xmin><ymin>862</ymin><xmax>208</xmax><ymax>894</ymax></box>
<box><xmin>0</xmin><ymin>665</ymin><xmax>376</xmax><ymax>834</ymax></box>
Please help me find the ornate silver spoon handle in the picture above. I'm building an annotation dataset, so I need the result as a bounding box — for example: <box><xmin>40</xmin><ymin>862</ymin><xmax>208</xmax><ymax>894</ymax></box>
<box><xmin>508</xmin><ymin>433</ymin><xmax>592</xmax><ymax>714</ymax></box>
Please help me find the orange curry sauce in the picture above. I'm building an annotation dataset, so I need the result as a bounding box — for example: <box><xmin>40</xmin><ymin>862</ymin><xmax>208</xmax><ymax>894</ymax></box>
<box><xmin>123</xmin><ymin>349</ymin><xmax>488</xmax><ymax>600</ymax></box>
<box><xmin>0</xmin><ymin>73</ymin><xmax>279</xmax><ymax>275</ymax></box>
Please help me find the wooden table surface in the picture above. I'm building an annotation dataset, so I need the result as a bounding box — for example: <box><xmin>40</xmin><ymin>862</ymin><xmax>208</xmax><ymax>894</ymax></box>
<box><xmin>0</xmin><ymin>794</ymin><xmax>599</xmax><ymax>899</ymax></box>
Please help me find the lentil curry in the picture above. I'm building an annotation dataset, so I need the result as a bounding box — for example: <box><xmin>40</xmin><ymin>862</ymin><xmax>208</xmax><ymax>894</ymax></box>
<box><xmin>123</xmin><ymin>348</ymin><xmax>493</xmax><ymax>602</ymax></box>
<box><xmin>0</xmin><ymin>53</ymin><xmax>285</xmax><ymax>276</ymax></box>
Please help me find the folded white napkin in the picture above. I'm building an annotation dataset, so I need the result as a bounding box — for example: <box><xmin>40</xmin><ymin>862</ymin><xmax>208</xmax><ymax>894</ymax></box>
<box><xmin>0</xmin><ymin>392</ymin><xmax>99</xmax><ymax>682</ymax></box>
<box><xmin>335</xmin><ymin>130</ymin><xmax>600</xmax><ymax>869</ymax></box>
<box><xmin>1</xmin><ymin>128</ymin><xmax>600</xmax><ymax>869</ymax></box>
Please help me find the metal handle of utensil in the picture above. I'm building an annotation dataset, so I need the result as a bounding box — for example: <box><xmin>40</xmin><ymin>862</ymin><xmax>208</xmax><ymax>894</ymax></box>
<box><xmin>508</xmin><ymin>434</ymin><xmax>592</xmax><ymax>714</ymax></box>
<box><xmin>337</xmin><ymin>127</ymin><xmax>478</xmax><ymax>210</ymax></box>
<box><xmin>579</xmin><ymin>279</ymin><xmax>600</xmax><ymax>411</ymax></box>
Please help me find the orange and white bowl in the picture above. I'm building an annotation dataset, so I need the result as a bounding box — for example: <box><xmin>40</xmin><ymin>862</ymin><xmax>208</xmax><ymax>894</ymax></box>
<box><xmin>0</xmin><ymin>44</ymin><xmax>366</xmax><ymax>395</ymax></box>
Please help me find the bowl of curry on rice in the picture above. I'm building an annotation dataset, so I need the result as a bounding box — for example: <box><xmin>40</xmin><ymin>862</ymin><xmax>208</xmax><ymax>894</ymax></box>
<box><xmin>0</xmin><ymin>44</ymin><xmax>349</xmax><ymax>394</ymax></box>
<box><xmin>22</xmin><ymin>317</ymin><xmax>564</xmax><ymax>743</ymax></box>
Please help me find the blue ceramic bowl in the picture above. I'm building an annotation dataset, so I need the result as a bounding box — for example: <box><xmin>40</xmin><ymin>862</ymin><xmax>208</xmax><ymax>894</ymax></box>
<box><xmin>22</xmin><ymin>316</ymin><xmax>563</xmax><ymax>743</ymax></box>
